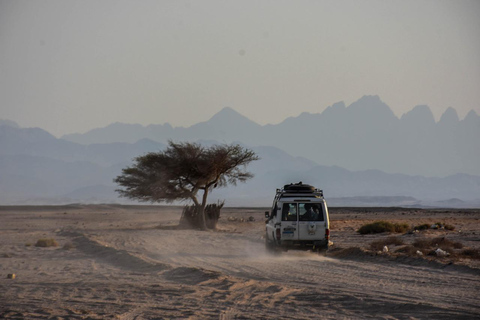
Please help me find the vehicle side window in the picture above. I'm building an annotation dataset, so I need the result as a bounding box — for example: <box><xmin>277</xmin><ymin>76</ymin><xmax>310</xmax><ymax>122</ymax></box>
<box><xmin>269</xmin><ymin>203</ymin><xmax>278</xmax><ymax>220</ymax></box>
<box><xmin>299</xmin><ymin>203</ymin><xmax>324</xmax><ymax>221</ymax></box>
<box><xmin>281</xmin><ymin>203</ymin><xmax>297</xmax><ymax>221</ymax></box>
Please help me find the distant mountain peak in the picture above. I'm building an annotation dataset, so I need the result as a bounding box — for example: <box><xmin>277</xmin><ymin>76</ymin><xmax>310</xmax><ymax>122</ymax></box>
<box><xmin>463</xmin><ymin>109</ymin><xmax>479</xmax><ymax>124</ymax></box>
<box><xmin>465</xmin><ymin>109</ymin><xmax>478</xmax><ymax>118</ymax></box>
<box><xmin>439</xmin><ymin>107</ymin><xmax>459</xmax><ymax>125</ymax></box>
<box><xmin>106</xmin><ymin>122</ymin><xmax>145</xmax><ymax>129</ymax></box>
<box><xmin>401</xmin><ymin>105</ymin><xmax>435</xmax><ymax>124</ymax></box>
<box><xmin>331</xmin><ymin>101</ymin><xmax>346</xmax><ymax>109</ymax></box>
<box><xmin>219</xmin><ymin>106</ymin><xmax>236</xmax><ymax>113</ymax></box>
<box><xmin>0</xmin><ymin>119</ymin><xmax>20</xmax><ymax>128</ymax></box>
<box><xmin>358</xmin><ymin>94</ymin><xmax>381</xmax><ymax>102</ymax></box>
<box><xmin>352</xmin><ymin>95</ymin><xmax>390</xmax><ymax>108</ymax></box>
<box><xmin>0</xmin><ymin>124</ymin><xmax>57</xmax><ymax>142</ymax></box>
<box><xmin>210</xmin><ymin>106</ymin><xmax>241</xmax><ymax>118</ymax></box>
<box><xmin>321</xmin><ymin>101</ymin><xmax>346</xmax><ymax>117</ymax></box>
<box><xmin>349</xmin><ymin>95</ymin><xmax>389</xmax><ymax>109</ymax></box>
<box><xmin>347</xmin><ymin>95</ymin><xmax>396</xmax><ymax>119</ymax></box>
<box><xmin>207</xmin><ymin>107</ymin><xmax>259</xmax><ymax>126</ymax></box>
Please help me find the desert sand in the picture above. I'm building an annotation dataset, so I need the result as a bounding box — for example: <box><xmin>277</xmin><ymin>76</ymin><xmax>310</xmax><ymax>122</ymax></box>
<box><xmin>1</xmin><ymin>205</ymin><xmax>479</xmax><ymax>319</ymax></box>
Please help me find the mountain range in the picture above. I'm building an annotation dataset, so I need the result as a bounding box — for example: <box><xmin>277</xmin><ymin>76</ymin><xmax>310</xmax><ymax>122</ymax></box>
<box><xmin>1</xmin><ymin>95</ymin><xmax>479</xmax><ymax>207</ymax></box>
<box><xmin>62</xmin><ymin>95</ymin><xmax>480</xmax><ymax>177</ymax></box>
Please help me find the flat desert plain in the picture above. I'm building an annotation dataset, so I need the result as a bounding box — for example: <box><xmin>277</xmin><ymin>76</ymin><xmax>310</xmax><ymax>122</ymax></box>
<box><xmin>1</xmin><ymin>205</ymin><xmax>479</xmax><ymax>319</ymax></box>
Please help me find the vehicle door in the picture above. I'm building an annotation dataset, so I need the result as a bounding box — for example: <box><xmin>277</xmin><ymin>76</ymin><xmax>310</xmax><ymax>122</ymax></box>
<box><xmin>265</xmin><ymin>203</ymin><xmax>278</xmax><ymax>241</ymax></box>
<box><xmin>297</xmin><ymin>202</ymin><xmax>326</xmax><ymax>240</ymax></box>
<box><xmin>280</xmin><ymin>203</ymin><xmax>298</xmax><ymax>241</ymax></box>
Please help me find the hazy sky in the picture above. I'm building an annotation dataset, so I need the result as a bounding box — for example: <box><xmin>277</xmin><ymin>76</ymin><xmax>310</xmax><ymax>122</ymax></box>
<box><xmin>1</xmin><ymin>0</ymin><xmax>479</xmax><ymax>137</ymax></box>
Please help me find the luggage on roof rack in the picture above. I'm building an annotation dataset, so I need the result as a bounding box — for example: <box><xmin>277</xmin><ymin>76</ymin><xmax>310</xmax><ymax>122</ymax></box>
<box><xmin>283</xmin><ymin>182</ymin><xmax>315</xmax><ymax>193</ymax></box>
<box><xmin>276</xmin><ymin>182</ymin><xmax>323</xmax><ymax>197</ymax></box>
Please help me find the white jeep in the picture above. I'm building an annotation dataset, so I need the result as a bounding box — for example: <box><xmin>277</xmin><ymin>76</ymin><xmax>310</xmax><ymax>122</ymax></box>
<box><xmin>265</xmin><ymin>182</ymin><xmax>330</xmax><ymax>254</ymax></box>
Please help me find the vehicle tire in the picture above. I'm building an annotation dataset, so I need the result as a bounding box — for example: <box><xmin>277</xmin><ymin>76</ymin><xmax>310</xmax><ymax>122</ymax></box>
<box><xmin>265</xmin><ymin>240</ymin><xmax>280</xmax><ymax>255</ymax></box>
<box><xmin>317</xmin><ymin>247</ymin><xmax>328</xmax><ymax>257</ymax></box>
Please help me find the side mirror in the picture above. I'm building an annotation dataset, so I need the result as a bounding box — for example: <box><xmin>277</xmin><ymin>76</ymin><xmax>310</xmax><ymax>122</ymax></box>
<box><xmin>265</xmin><ymin>211</ymin><xmax>270</xmax><ymax>219</ymax></box>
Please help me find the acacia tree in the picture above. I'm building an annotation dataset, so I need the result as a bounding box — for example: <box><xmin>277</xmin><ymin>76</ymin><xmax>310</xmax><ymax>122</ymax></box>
<box><xmin>114</xmin><ymin>141</ymin><xmax>259</xmax><ymax>229</ymax></box>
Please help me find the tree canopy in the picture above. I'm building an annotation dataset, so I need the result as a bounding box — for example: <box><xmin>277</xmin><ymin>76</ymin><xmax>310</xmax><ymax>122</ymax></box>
<box><xmin>114</xmin><ymin>141</ymin><xmax>259</xmax><ymax>229</ymax></box>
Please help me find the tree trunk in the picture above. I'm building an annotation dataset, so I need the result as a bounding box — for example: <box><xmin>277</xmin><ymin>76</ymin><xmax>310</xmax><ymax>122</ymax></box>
<box><xmin>198</xmin><ymin>188</ymin><xmax>209</xmax><ymax>230</ymax></box>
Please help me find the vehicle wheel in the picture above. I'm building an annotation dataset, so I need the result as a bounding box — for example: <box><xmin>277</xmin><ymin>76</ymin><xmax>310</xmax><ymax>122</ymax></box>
<box><xmin>315</xmin><ymin>246</ymin><xmax>328</xmax><ymax>257</ymax></box>
<box><xmin>265</xmin><ymin>240</ymin><xmax>281</xmax><ymax>255</ymax></box>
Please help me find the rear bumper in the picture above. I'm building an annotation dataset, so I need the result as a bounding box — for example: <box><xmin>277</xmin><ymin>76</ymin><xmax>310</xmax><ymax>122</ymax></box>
<box><xmin>279</xmin><ymin>239</ymin><xmax>328</xmax><ymax>250</ymax></box>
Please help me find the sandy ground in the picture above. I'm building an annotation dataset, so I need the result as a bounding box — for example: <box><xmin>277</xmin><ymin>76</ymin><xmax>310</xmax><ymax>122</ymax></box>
<box><xmin>1</xmin><ymin>205</ymin><xmax>479</xmax><ymax>319</ymax></box>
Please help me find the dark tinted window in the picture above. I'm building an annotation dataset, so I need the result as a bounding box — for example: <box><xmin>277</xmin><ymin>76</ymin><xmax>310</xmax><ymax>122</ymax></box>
<box><xmin>299</xmin><ymin>203</ymin><xmax>324</xmax><ymax>221</ymax></box>
<box><xmin>281</xmin><ymin>203</ymin><xmax>297</xmax><ymax>221</ymax></box>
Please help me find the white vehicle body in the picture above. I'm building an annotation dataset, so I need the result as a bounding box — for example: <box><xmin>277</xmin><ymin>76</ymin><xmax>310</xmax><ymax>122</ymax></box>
<box><xmin>265</xmin><ymin>183</ymin><xmax>330</xmax><ymax>253</ymax></box>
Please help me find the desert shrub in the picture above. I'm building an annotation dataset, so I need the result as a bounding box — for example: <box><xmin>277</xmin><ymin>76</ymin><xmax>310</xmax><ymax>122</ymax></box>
<box><xmin>444</xmin><ymin>224</ymin><xmax>455</xmax><ymax>231</ymax></box>
<box><xmin>453</xmin><ymin>242</ymin><xmax>463</xmax><ymax>249</ymax></box>
<box><xmin>63</xmin><ymin>242</ymin><xmax>75</xmax><ymax>250</ymax></box>
<box><xmin>461</xmin><ymin>249</ymin><xmax>480</xmax><ymax>259</ymax></box>
<box><xmin>396</xmin><ymin>237</ymin><xmax>475</xmax><ymax>259</ymax></box>
<box><xmin>413</xmin><ymin>239</ymin><xmax>431</xmax><ymax>249</ymax></box>
<box><xmin>413</xmin><ymin>237</ymin><xmax>462</xmax><ymax>253</ymax></box>
<box><xmin>414</xmin><ymin>224</ymin><xmax>430</xmax><ymax>231</ymax></box>
<box><xmin>396</xmin><ymin>245</ymin><xmax>423</xmax><ymax>256</ymax></box>
<box><xmin>431</xmin><ymin>237</ymin><xmax>462</xmax><ymax>250</ymax></box>
<box><xmin>35</xmin><ymin>238</ymin><xmax>58</xmax><ymax>247</ymax></box>
<box><xmin>180</xmin><ymin>201</ymin><xmax>224</xmax><ymax>229</ymax></box>
<box><xmin>434</xmin><ymin>222</ymin><xmax>455</xmax><ymax>230</ymax></box>
<box><xmin>394</xmin><ymin>223</ymin><xmax>410</xmax><ymax>233</ymax></box>
<box><xmin>414</xmin><ymin>222</ymin><xmax>454</xmax><ymax>231</ymax></box>
<box><xmin>358</xmin><ymin>221</ymin><xmax>409</xmax><ymax>234</ymax></box>
<box><xmin>370</xmin><ymin>236</ymin><xmax>405</xmax><ymax>251</ymax></box>
<box><xmin>358</xmin><ymin>221</ymin><xmax>394</xmax><ymax>234</ymax></box>
<box><xmin>432</xmin><ymin>222</ymin><xmax>443</xmax><ymax>229</ymax></box>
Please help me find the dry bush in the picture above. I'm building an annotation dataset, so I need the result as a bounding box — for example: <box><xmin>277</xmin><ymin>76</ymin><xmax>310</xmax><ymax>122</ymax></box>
<box><xmin>461</xmin><ymin>249</ymin><xmax>480</xmax><ymax>259</ymax></box>
<box><xmin>413</xmin><ymin>237</ymin><xmax>461</xmax><ymax>250</ymax></box>
<box><xmin>431</xmin><ymin>237</ymin><xmax>462</xmax><ymax>250</ymax></box>
<box><xmin>358</xmin><ymin>221</ymin><xmax>409</xmax><ymax>234</ymax></box>
<box><xmin>414</xmin><ymin>222</ymin><xmax>455</xmax><ymax>231</ymax></box>
<box><xmin>407</xmin><ymin>236</ymin><xmax>468</xmax><ymax>258</ymax></box>
<box><xmin>394</xmin><ymin>223</ymin><xmax>410</xmax><ymax>233</ymax></box>
<box><xmin>428</xmin><ymin>247</ymin><xmax>455</xmax><ymax>257</ymax></box>
<box><xmin>35</xmin><ymin>238</ymin><xmax>58</xmax><ymax>247</ymax></box>
<box><xmin>370</xmin><ymin>236</ymin><xmax>405</xmax><ymax>251</ymax></box>
<box><xmin>434</xmin><ymin>222</ymin><xmax>455</xmax><ymax>231</ymax></box>
<box><xmin>452</xmin><ymin>241</ymin><xmax>463</xmax><ymax>249</ymax></box>
<box><xmin>388</xmin><ymin>236</ymin><xmax>477</xmax><ymax>260</ymax></box>
<box><xmin>413</xmin><ymin>224</ymin><xmax>430</xmax><ymax>231</ymax></box>
<box><xmin>396</xmin><ymin>245</ymin><xmax>423</xmax><ymax>256</ymax></box>
<box><xmin>63</xmin><ymin>242</ymin><xmax>75</xmax><ymax>250</ymax></box>
<box><xmin>444</xmin><ymin>224</ymin><xmax>455</xmax><ymax>231</ymax></box>
<box><xmin>412</xmin><ymin>239</ymin><xmax>431</xmax><ymax>250</ymax></box>
<box><xmin>180</xmin><ymin>202</ymin><xmax>224</xmax><ymax>229</ymax></box>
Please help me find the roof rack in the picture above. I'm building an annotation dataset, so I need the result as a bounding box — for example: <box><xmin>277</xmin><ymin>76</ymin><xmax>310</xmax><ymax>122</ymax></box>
<box><xmin>276</xmin><ymin>189</ymin><xmax>324</xmax><ymax>198</ymax></box>
<box><xmin>275</xmin><ymin>182</ymin><xmax>324</xmax><ymax>198</ymax></box>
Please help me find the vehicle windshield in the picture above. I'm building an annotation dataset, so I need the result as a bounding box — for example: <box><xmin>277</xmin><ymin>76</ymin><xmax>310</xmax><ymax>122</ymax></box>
<box><xmin>281</xmin><ymin>203</ymin><xmax>324</xmax><ymax>221</ymax></box>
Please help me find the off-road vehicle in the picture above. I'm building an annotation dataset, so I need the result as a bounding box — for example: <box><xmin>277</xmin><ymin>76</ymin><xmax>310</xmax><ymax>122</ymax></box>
<box><xmin>265</xmin><ymin>182</ymin><xmax>330</xmax><ymax>254</ymax></box>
